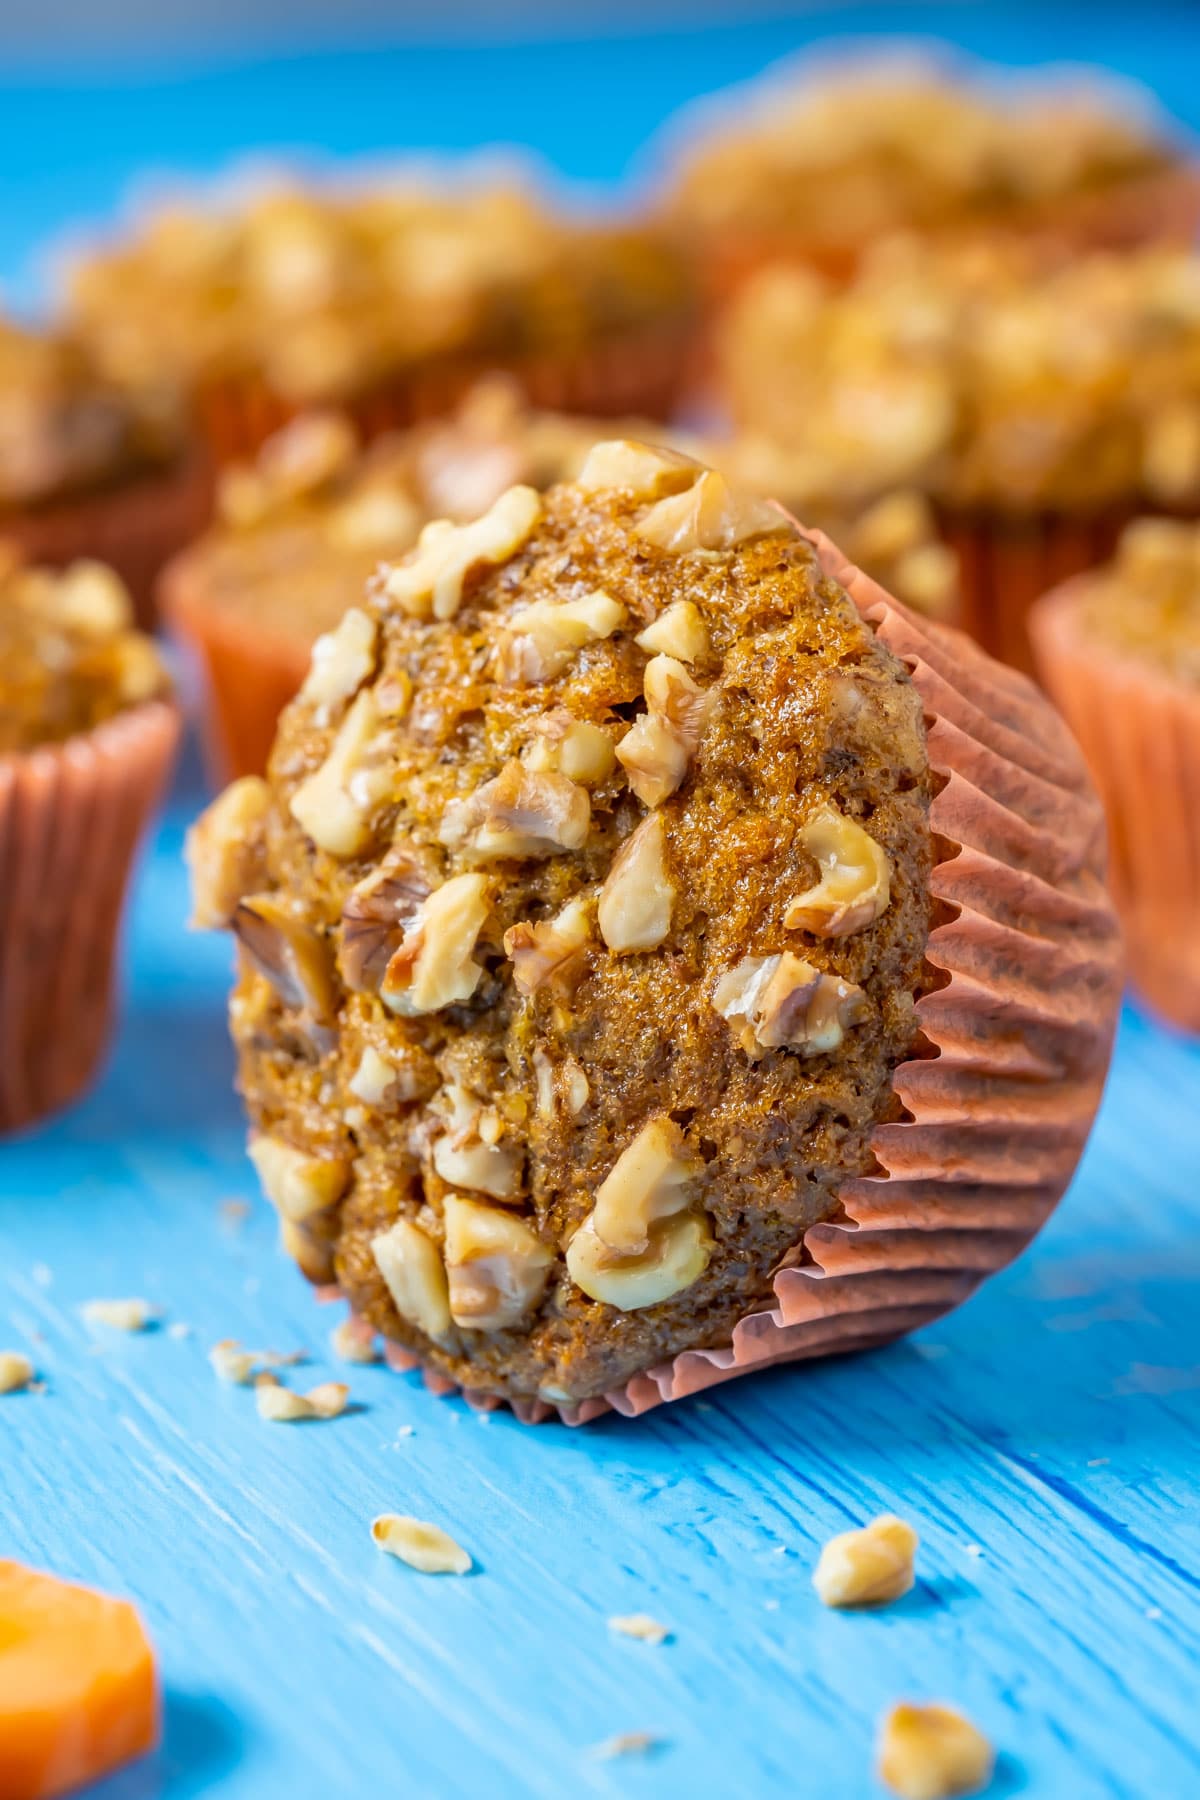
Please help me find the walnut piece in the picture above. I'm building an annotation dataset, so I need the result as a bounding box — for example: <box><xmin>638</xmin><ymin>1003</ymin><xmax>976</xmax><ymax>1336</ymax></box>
<box><xmin>636</xmin><ymin>470</ymin><xmax>787</xmax><ymax>553</ymax></box>
<box><xmin>380</xmin><ymin>873</ymin><xmax>492</xmax><ymax>1016</ymax></box>
<box><xmin>877</xmin><ymin>1704</ymin><xmax>995</xmax><ymax>1800</ymax></box>
<box><xmin>608</xmin><ymin>1614</ymin><xmax>671</xmax><ymax>1646</ymax></box>
<box><xmin>330</xmin><ymin>1317</ymin><xmax>379</xmax><ymax>1363</ymax></box>
<box><xmin>248</xmin><ymin>1134</ymin><xmax>350</xmax><ymax>1222</ymax></box>
<box><xmin>713</xmin><ymin>952</ymin><xmax>867</xmax><ymax>1057</ymax></box>
<box><xmin>339</xmin><ymin>847</ymin><xmax>435</xmax><ymax>994</ymax></box>
<box><xmin>577</xmin><ymin>437</ymin><xmax>700</xmax><ymax>499</ymax></box>
<box><xmin>496</xmin><ymin>588</ymin><xmax>626</xmax><ymax>683</ymax></box>
<box><xmin>442</xmin><ymin>1195</ymin><xmax>554</xmax><ymax>1331</ymax></box>
<box><xmin>598</xmin><ymin>813</ymin><xmax>675</xmax><ymax>953</ymax></box>
<box><xmin>256</xmin><ymin>410</ymin><xmax>358</xmax><ymax>501</ymax></box>
<box><xmin>616</xmin><ymin>655</ymin><xmax>712</xmax><ymax>807</ymax></box>
<box><xmin>232</xmin><ymin>894</ymin><xmax>337</xmax><ymax>1020</ymax></box>
<box><xmin>522</xmin><ymin>711</ymin><xmax>615</xmax><ymax>784</ymax></box>
<box><xmin>186</xmin><ymin>776</ymin><xmax>270</xmax><ymax>929</ymax></box>
<box><xmin>431</xmin><ymin>1083</ymin><xmax>523</xmax><ymax>1200</ymax></box>
<box><xmin>256</xmin><ymin>1379</ymin><xmax>350</xmax><ymax>1423</ymax></box>
<box><xmin>50</xmin><ymin>560</ymin><xmax>132</xmax><ymax>636</ymax></box>
<box><xmin>591</xmin><ymin>1117</ymin><xmax>702</xmax><ymax>1255</ymax></box>
<box><xmin>565</xmin><ymin>1210</ymin><xmax>713</xmax><ymax>1311</ymax></box>
<box><xmin>384</xmin><ymin>483</ymin><xmax>542</xmax><ymax>620</ymax></box>
<box><xmin>80</xmin><ymin>1299</ymin><xmax>156</xmax><ymax>1331</ymax></box>
<box><xmin>371</xmin><ymin>1514</ymin><xmax>472</xmax><ymax>1574</ymax></box>
<box><xmin>504</xmin><ymin>897</ymin><xmax>592</xmax><ymax>997</ymax></box>
<box><xmin>370</xmin><ymin>1217</ymin><xmax>452</xmax><ymax>1338</ymax></box>
<box><xmin>0</xmin><ymin>1351</ymin><xmax>35</xmax><ymax>1394</ymax></box>
<box><xmin>289</xmin><ymin>686</ymin><xmax>381</xmax><ymax>857</ymax></box>
<box><xmin>348</xmin><ymin>1045</ymin><xmax>404</xmax><ymax>1110</ymax></box>
<box><xmin>279</xmin><ymin>1215</ymin><xmax>336</xmax><ymax>1285</ymax></box>
<box><xmin>439</xmin><ymin>762</ymin><xmax>590</xmax><ymax>861</ymax></box>
<box><xmin>784</xmin><ymin>803</ymin><xmax>892</xmax><ymax>937</ymax></box>
<box><xmin>532</xmin><ymin>1049</ymin><xmax>590</xmax><ymax>1119</ymax></box>
<box><xmin>297</xmin><ymin>606</ymin><xmax>377</xmax><ymax>713</ymax></box>
<box><xmin>635</xmin><ymin>600</ymin><xmax>709</xmax><ymax>664</ymax></box>
<box><xmin>813</xmin><ymin>1515</ymin><xmax>919</xmax><ymax>1608</ymax></box>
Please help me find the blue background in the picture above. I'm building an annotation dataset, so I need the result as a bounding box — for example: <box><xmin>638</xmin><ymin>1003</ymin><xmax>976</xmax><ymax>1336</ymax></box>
<box><xmin>2</xmin><ymin>7</ymin><xmax>1200</xmax><ymax>1797</ymax></box>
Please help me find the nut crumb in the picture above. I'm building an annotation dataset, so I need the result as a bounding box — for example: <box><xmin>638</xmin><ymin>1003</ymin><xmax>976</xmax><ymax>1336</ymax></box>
<box><xmin>256</xmin><ymin>1379</ymin><xmax>350</xmax><ymax>1422</ymax></box>
<box><xmin>80</xmin><ymin>1298</ymin><xmax>156</xmax><ymax>1332</ymax></box>
<box><xmin>608</xmin><ymin>1613</ymin><xmax>671</xmax><ymax>1646</ymax></box>
<box><xmin>371</xmin><ymin>1514</ymin><xmax>471</xmax><ymax>1574</ymax></box>
<box><xmin>0</xmin><ymin>1350</ymin><xmax>35</xmax><ymax>1394</ymax></box>
<box><xmin>330</xmin><ymin>1318</ymin><xmax>380</xmax><ymax>1363</ymax></box>
<box><xmin>813</xmin><ymin>1514</ymin><xmax>918</xmax><ymax>1608</ymax></box>
<box><xmin>877</xmin><ymin>1703</ymin><xmax>994</xmax><ymax>1800</ymax></box>
<box><xmin>589</xmin><ymin>1731</ymin><xmax>660</xmax><ymax>1761</ymax></box>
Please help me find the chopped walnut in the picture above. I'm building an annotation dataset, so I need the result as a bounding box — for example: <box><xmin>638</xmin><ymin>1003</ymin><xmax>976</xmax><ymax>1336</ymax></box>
<box><xmin>813</xmin><ymin>1515</ymin><xmax>919</xmax><ymax>1608</ymax></box>
<box><xmin>713</xmin><ymin>952</ymin><xmax>867</xmax><ymax>1057</ymax></box>
<box><xmin>371</xmin><ymin>1513</ymin><xmax>472</xmax><ymax>1574</ymax></box>
<box><xmin>279</xmin><ymin>1215</ymin><xmax>336</xmax><ymax>1286</ymax></box>
<box><xmin>379</xmin><ymin>872</ymin><xmax>492</xmax><ymax>1016</ymax></box>
<box><xmin>0</xmin><ymin>1350</ymin><xmax>35</xmax><ymax>1394</ymax></box>
<box><xmin>338</xmin><ymin>846</ymin><xmax>436</xmax><ymax>994</ymax></box>
<box><xmin>80</xmin><ymin>1299</ymin><xmax>156</xmax><ymax>1331</ymax></box>
<box><xmin>289</xmin><ymin>686</ymin><xmax>382</xmax><ymax>857</ymax></box>
<box><xmin>532</xmin><ymin>1049</ymin><xmax>590</xmax><ymax>1119</ymax></box>
<box><xmin>608</xmin><ymin>1614</ymin><xmax>671</xmax><ymax>1646</ymax></box>
<box><xmin>330</xmin><ymin>1317</ymin><xmax>379</xmax><ymax>1363</ymax></box>
<box><xmin>565</xmin><ymin>1210</ymin><xmax>713</xmax><ymax>1311</ymax></box>
<box><xmin>439</xmin><ymin>761</ymin><xmax>590</xmax><ymax>861</ymax></box>
<box><xmin>635</xmin><ymin>600</ymin><xmax>710</xmax><ymax>664</ymax></box>
<box><xmin>577</xmin><ymin>437</ymin><xmax>700</xmax><ymax>499</ymax></box>
<box><xmin>504</xmin><ymin>897</ymin><xmax>592</xmax><ymax>997</ymax></box>
<box><xmin>589</xmin><ymin>1732</ymin><xmax>661</xmax><ymax>1761</ymax></box>
<box><xmin>442</xmin><ymin>1195</ymin><xmax>554</xmax><ymax>1331</ymax></box>
<box><xmin>348</xmin><ymin>1045</ymin><xmax>404</xmax><ymax>1110</ymax></box>
<box><xmin>598</xmin><ymin>813</ymin><xmax>675</xmax><ymax>953</ymax></box>
<box><xmin>522</xmin><ymin>711</ymin><xmax>615</xmax><ymax>784</ymax></box>
<box><xmin>877</xmin><ymin>1704</ymin><xmax>995</xmax><ymax>1800</ymax></box>
<box><xmin>384</xmin><ymin>484</ymin><xmax>542</xmax><ymax>620</ymax></box>
<box><xmin>232</xmin><ymin>894</ymin><xmax>337</xmax><ymax>1020</ymax></box>
<box><xmin>297</xmin><ymin>606</ymin><xmax>378</xmax><ymax>714</ymax></box>
<box><xmin>186</xmin><ymin>776</ymin><xmax>270</xmax><ymax>930</ymax></box>
<box><xmin>636</xmin><ymin>470</ymin><xmax>787</xmax><ymax>553</ymax></box>
<box><xmin>255</xmin><ymin>1379</ymin><xmax>350</xmax><ymax>1422</ymax></box>
<box><xmin>431</xmin><ymin>1083</ymin><xmax>523</xmax><ymax>1200</ymax></box>
<box><xmin>370</xmin><ymin>1217</ymin><xmax>452</xmax><ymax>1338</ymax></box>
<box><xmin>51</xmin><ymin>560</ymin><xmax>132</xmax><ymax>636</ymax></box>
<box><xmin>784</xmin><ymin>803</ymin><xmax>892</xmax><ymax>937</ymax></box>
<box><xmin>591</xmin><ymin>1117</ymin><xmax>703</xmax><ymax>1255</ymax></box>
<box><xmin>617</xmin><ymin>655</ymin><xmax>712</xmax><ymax>807</ymax></box>
<box><xmin>496</xmin><ymin>588</ymin><xmax>626</xmax><ymax>683</ymax></box>
<box><xmin>256</xmin><ymin>410</ymin><xmax>359</xmax><ymax>501</ymax></box>
<box><xmin>209</xmin><ymin>1340</ymin><xmax>259</xmax><ymax>1385</ymax></box>
<box><xmin>248</xmin><ymin>1134</ymin><xmax>350</xmax><ymax>1222</ymax></box>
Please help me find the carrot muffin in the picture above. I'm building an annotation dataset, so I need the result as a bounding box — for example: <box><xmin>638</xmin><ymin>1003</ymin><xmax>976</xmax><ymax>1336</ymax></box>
<box><xmin>1032</xmin><ymin>517</ymin><xmax>1200</xmax><ymax>1030</ymax></box>
<box><xmin>0</xmin><ymin>553</ymin><xmax>179</xmax><ymax>1130</ymax></box>
<box><xmin>64</xmin><ymin>178</ymin><xmax>696</xmax><ymax>463</ymax></box>
<box><xmin>188</xmin><ymin>442</ymin><xmax>1121</xmax><ymax>1419</ymax></box>
<box><xmin>719</xmin><ymin>239</ymin><xmax>1200</xmax><ymax>671</ymax></box>
<box><xmin>0</xmin><ymin>315</ymin><xmax>203</xmax><ymax>627</ymax></box>
<box><xmin>664</xmin><ymin>53</ymin><xmax>1199</xmax><ymax>297</ymax></box>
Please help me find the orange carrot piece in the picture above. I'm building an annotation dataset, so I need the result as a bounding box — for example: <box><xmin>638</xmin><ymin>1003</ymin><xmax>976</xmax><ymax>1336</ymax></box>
<box><xmin>0</xmin><ymin>1560</ymin><xmax>158</xmax><ymax>1799</ymax></box>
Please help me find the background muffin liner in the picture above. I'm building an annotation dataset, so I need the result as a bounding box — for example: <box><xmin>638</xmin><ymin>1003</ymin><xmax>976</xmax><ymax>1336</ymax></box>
<box><xmin>1</xmin><ymin>457</ymin><xmax>211</xmax><ymax>632</ymax></box>
<box><xmin>1031</xmin><ymin>576</ymin><xmax>1200</xmax><ymax>1031</ymax></box>
<box><xmin>335</xmin><ymin>532</ymin><xmax>1124</xmax><ymax>1423</ymax></box>
<box><xmin>193</xmin><ymin>320</ymin><xmax>695</xmax><ymax>465</ymax></box>
<box><xmin>0</xmin><ymin>699</ymin><xmax>180</xmax><ymax>1132</ymax></box>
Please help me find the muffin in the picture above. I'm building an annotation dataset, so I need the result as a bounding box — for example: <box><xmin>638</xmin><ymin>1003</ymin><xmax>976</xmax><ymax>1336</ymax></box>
<box><xmin>664</xmin><ymin>53</ymin><xmax>1199</xmax><ymax>301</ymax></box>
<box><xmin>0</xmin><ymin>552</ymin><xmax>179</xmax><ymax>1130</ymax></box>
<box><xmin>0</xmin><ymin>314</ymin><xmax>204</xmax><ymax>627</ymax></box>
<box><xmin>187</xmin><ymin>442</ymin><xmax>1121</xmax><ymax>1420</ymax></box>
<box><xmin>719</xmin><ymin>239</ymin><xmax>1200</xmax><ymax>673</ymax></box>
<box><xmin>1031</xmin><ymin>517</ymin><xmax>1200</xmax><ymax>1030</ymax></box>
<box><xmin>64</xmin><ymin>178</ymin><xmax>696</xmax><ymax>464</ymax></box>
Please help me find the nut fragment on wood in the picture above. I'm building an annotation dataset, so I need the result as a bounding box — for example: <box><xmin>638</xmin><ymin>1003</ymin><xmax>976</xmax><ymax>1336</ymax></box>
<box><xmin>588</xmin><ymin>1731</ymin><xmax>661</xmax><ymax>1761</ymax></box>
<box><xmin>813</xmin><ymin>1515</ymin><xmax>918</xmax><ymax>1608</ymax></box>
<box><xmin>371</xmin><ymin>1513</ymin><xmax>472</xmax><ymax>1574</ymax></box>
<box><xmin>255</xmin><ymin>1379</ymin><xmax>350</xmax><ymax>1422</ymax></box>
<box><xmin>80</xmin><ymin>1299</ymin><xmax>156</xmax><ymax>1331</ymax></box>
<box><xmin>608</xmin><ymin>1613</ymin><xmax>671</xmax><ymax>1646</ymax></box>
<box><xmin>0</xmin><ymin>1350</ymin><xmax>35</xmax><ymax>1394</ymax></box>
<box><xmin>877</xmin><ymin>1703</ymin><xmax>995</xmax><ymax>1800</ymax></box>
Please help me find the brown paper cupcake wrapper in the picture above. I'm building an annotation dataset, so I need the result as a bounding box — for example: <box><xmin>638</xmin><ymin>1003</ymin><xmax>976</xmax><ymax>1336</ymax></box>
<box><xmin>348</xmin><ymin>532</ymin><xmax>1123</xmax><ymax>1423</ymax></box>
<box><xmin>1</xmin><ymin>458</ymin><xmax>211</xmax><ymax>632</ymax></box>
<box><xmin>0</xmin><ymin>700</ymin><xmax>181</xmax><ymax>1132</ymax></box>
<box><xmin>193</xmin><ymin>320</ymin><xmax>696</xmax><ymax>466</ymax></box>
<box><xmin>1030</xmin><ymin>578</ymin><xmax>1200</xmax><ymax>1030</ymax></box>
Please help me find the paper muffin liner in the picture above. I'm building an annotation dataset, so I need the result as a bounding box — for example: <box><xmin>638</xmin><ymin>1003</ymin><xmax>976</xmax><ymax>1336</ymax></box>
<box><xmin>1</xmin><ymin>457</ymin><xmax>211</xmax><ymax>631</ymax></box>
<box><xmin>1031</xmin><ymin>577</ymin><xmax>1200</xmax><ymax>1031</ymax></box>
<box><xmin>192</xmin><ymin>320</ymin><xmax>696</xmax><ymax>466</ymax></box>
<box><xmin>335</xmin><ymin>530</ymin><xmax>1123</xmax><ymax>1423</ymax></box>
<box><xmin>0</xmin><ymin>700</ymin><xmax>180</xmax><ymax>1132</ymax></box>
<box><xmin>160</xmin><ymin>553</ymin><xmax>311</xmax><ymax>786</ymax></box>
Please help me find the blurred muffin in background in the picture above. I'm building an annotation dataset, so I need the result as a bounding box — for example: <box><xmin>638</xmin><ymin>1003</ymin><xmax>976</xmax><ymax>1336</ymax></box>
<box><xmin>1031</xmin><ymin>518</ymin><xmax>1200</xmax><ymax>1031</ymax></box>
<box><xmin>663</xmin><ymin>52</ymin><xmax>1200</xmax><ymax>303</ymax></box>
<box><xmin>0</xmin><ymin>552</ymin><xmax>179</xmax><ymax>1130</ymax></box>
<box><xmin>0</xmin><ymin>315</ymin><xmax>205</xmax><ymax>626</ymax></box>
<box><xmin>719</xmin><ymin>239</ymin><xmax>1200</xmax><ymax>671</ymax></box>
<box><xmin>63</xmin><ymin>176</ymin><xmax>696</xmax><ymax>465</ymax></box>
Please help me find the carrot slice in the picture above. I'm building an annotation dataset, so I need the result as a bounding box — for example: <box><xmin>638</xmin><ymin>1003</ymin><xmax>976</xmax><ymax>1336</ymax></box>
<box><xmin>0</xmin><ymin>1561</ymin><xmax>158</xmax><ymax>1799</ymax></box>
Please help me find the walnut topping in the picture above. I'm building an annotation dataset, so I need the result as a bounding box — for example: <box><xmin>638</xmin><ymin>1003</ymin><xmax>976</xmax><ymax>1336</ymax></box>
<box><xmin>598</xmin><ymin>813</ymin><xmax>675</xmax><ymax>953</ymax></box>
<box><xmin>504</xmin><ymin>897</ymin><xmax>592</xmax><ymax>997</ymax></box>
<box><xmin>370</xmin><ymin>1217</ymin><xmax>452</xmax><ymax>1338</ymax></box>
<box><xmin>616</xmin><ymin>655</ymin><xmax>712</xmax><ymax>807</ymax></box>
<box><xmin>634</xmin><ymin>600</ymin><xmax>710</xmax><ymax>664</ymax></box>
<box><xmin>636</xmin><ymin>470</ymin><xmax>787</xmax><ymax>553</ymax></box>
<box><xmin>567</xmin><ymin>1117</ymin><xmax>710</xmax><ymax>1310</ymax></box>
<box><xmin>591</xmin><ymin>1117</ymin><xmax>703</xmax><ymax>1256</ymax></box>
<box><xmin>384</xmin><ymin>483</ymin><xmax>542</xmax><ymax>621</ymax></box>
<box><xmin>877</xmin><ymin>1704</ymin><xmax>994</xmax><ymax>1800</ymax></box>
<box><xmin>576</xmin><ymin>437</ymin><xmax>701</xmax><ymax>499</ymax></box>
<box><xmin>439</xmin><ymin>761</ymin><xmax>591</xmax><ymax>861</ymax></box>
<box><xmin>248</xmin><ymin>1134</ymin><xmax>350</xmax><ymax>1222</ymax></box>
<box><xmin>784</xmin><ymin>803</ymin><xmax>892</xmax><ymax>937</ymax></box>
<box><xmin>379</xmin><ymin>873</ymin><xmax>492</xmax><ymax>1016</ymax></box>
<box><xmin>565</xmin><ymin>1211</ymin><xmax>713</xmax><ymax>1311</ymax></box>
<box><xmin>297</xmin><ymin>606</ymin><xmax>377</xmax><ymax>714</ymax></box>
<box><xmin>289</xmin><ymin>686</ymin><xmax>382</xmax><ymax>857</ymax></box>
<box><xmin>0</xmin><ymin>1350</ymin><xmax>35</xmax><ymax>1394</ymax></box>
<box><xmin>713</xmin><ymin>952</ymin><xmax>867</xmax><ymax>1057</ymax></box>
<box><xmin>256</xmin><ymin>410</ymin><xmax>359</xmax><ymax>501</ymax></box>
<box><xmin>813</xmin><ymin>1515</ymin><xmax>919</xmax><ymax>1608</ymax></box>
<box><xmin>338</xmin><ymin>847</ymin><xmax>435</xmax><ymax>994</ymax></box>
<box><xmin>442</xmin><ymin>1195</ymin><xmax>554</xmax><ymax>1331</ymax></box>
<box><xmin>80</xmin><ymin>1299</ymin><xmax>156</xmax><ymax>1331</ymax></box>
<box><xmin>522</xmin><ymin>711</ymin><xmax>615</xmax><ymax>784</ymax></box>
<box><xmin>532</xmin><ymin>1049</ymin><xmax>590</xmax><ymax>1119</ymax></box>
<box><xmin>431</xmin><ymin>1083</ymin><xmax>523</xmax><ymax>1200</ymax></box>
<box><xmin>348</xmin><ymin>1045</ymin><xmax>404</xmax><ymax>1110</ymax></box>
<box><xmin>371</xmin><ymin>1513</ymin><xmax>472</xmax><ymax>1574</ymax></box>
<box><xmin>186</xmin><ymin>776</ymin><xmax>270</xmax><ymax>929</ymax></box>
<box><xmin>232</xmin><ymin>894</ymin><xmax>336</xmax><ymax>1020</ymax></box>
<box><xmin>496</xmin><ymin>588</ymin><xmax>626</xmax><ymax>683</ymax></box>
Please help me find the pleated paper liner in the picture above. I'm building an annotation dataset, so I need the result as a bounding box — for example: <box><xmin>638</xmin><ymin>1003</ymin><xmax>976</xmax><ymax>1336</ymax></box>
<box><xmin>1031</xmin><ymin>577</ymin><xmax>1200</xmax><ymax>1032</ymax></box>
<box><xmin>193</xmin><ymin>320</ymin><xmax>695</xmax><ymax>466</ymax></box>
<box><xmin>1</xmin><ymin>457</ymin><xmax>211</xmax><ymax>632</ymax></box>
<box><xmin>0</xmin><ymin>700</ymin><xmax>181</xmax><ymax>1133</ymax></box>
<box><xmin>329</xmin><ymin>529</ymin><xmax>1122</xmax><ymax>1424</ymax></box>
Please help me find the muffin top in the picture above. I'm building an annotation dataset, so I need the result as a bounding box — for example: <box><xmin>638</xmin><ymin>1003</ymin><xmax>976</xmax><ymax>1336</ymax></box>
<box><xmin>64</xmin><ymin>179</ymin><xmax>692</xmax><ymax>403</ymax></box>
<box><xmin>0</xmin><ymin>551</ymin><xmax>169</xmax><ymax>753</ymax></box>
<box><xmin>0</xmin><ymin>315</ymin><xmax>181</xmax><ymax>510</ymax></box>
<box><xmin>721</xmin><ymin>240</ymin><xmax>1200</xmax><ymax>515</ymax></box>
<box><xmin>189</xmin><ymin>442</ymin><xmax>933</xmax><ymax>1404</ymax></box>
<box><xmin>1073</xmin><ymin>517</ymin><xmax>1200</xmax><ymax>683</ymax></box>
<box><xmin>667</xmin><ymin>57</ymin><xmax>1181</xmax><ymax>249</ymax></box>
